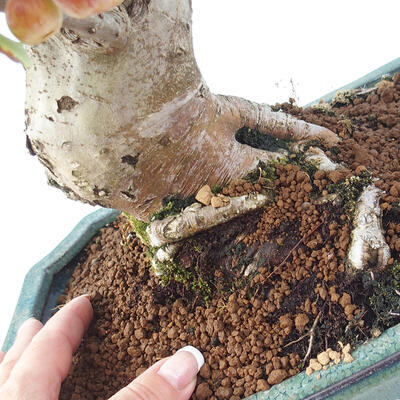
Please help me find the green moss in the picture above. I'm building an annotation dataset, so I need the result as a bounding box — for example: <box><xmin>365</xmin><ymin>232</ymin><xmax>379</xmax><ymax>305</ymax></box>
<box><xmin>191</xmin><ymin>267</ymin><xmax>211</xmax><ymax>303</ymax></box>
<box><xmin>326</xmin><ymin>170</ymin><xmax>373</xmax><ymax>218</ymax></box>
<box><xmin>332</xmin><ymin>89</ymin><xmax>355</xmax><ymax>106</ymax></box>
<box><xmin>211</xmin><ymin>184</ymin><xmax>223</xmax><ymax>195</ymax></box>
<box><xmin>158</xmin><ymin>259</ymin><xmax>191</xmax><ymax>286</ymax></box>
<box><xmin>364</xmin><ymin>261</ymin><xmax>400</xmax><ymax>328</ymax></box>
<box><xmin>235</xmin><ymin>127</ymin><xmax>293</xmax><ymax>152</ymax></box>
<box><xmin>303</xmin><ymin>139</ymin><xmax>325</xmax><ymax>151</ymax></box>
<box><xmin>157</xmin><ymin>259</ymin><xmax>211</xmax><ymax>303</ymax></box>
<box><xmin>193</xmin><ymin>244</ymin><xmax>204</xmax><ymax>253</ymax></box>
<box><xmin>122</xmin><ymin>212</ymin><xmax>151</xmax><ymax>246</ymax></box>
<box><xmin>394</xmin><ymin>262</ymin><xmax>400</xmax><ymax>291</ymax></box>
<box><xmin>311</xmin><ymin>102</ymin><xmax>334</xmax><ymax>115</ymax></box>
<box><xmin>381</xmin><ymin>74</ymin><xmax>393</xmax><ymax>82</ymax></box>
<box><xmin>150</xmin><ymin>195</ymin><xmax>195</xmax><ymax>221</ymax></box>
<box><xmin>328</xmin><ymin>146</ymin><xmax>341</xmax><ymax>156</ymax></box>
<box><xmin>337</xmin><ymin>118</ymin><xmax>355</xmax><ymax>136</ymax></box>
<box><xmin>244</xmin><ymin>159</ymin><xmax>283</xmax><ymax>185</ymax></box>
<box><xmin>287</xmin><ymin>152</ymin><xmax>319</xmax><ymax>179</ymax></box>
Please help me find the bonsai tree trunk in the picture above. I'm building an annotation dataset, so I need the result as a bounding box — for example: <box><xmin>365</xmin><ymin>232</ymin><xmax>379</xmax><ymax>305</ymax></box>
<box><xmin>21</xmin><ymin>0</ymin><xmax>337</xmax><ymax>220</ymax></box>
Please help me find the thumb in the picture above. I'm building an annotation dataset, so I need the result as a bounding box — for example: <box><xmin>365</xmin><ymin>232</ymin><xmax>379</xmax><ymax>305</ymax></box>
<box><xmin>109</xmin><ymin>346</ymin><xmax>204</xmax><ymax>400</ymax></box>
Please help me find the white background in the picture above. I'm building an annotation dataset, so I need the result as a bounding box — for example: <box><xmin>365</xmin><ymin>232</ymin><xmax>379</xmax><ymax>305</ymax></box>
<box><xmin>0</xmin><ymin>0</ymin><xmax>398</xmax><ymax>347</ymax></box>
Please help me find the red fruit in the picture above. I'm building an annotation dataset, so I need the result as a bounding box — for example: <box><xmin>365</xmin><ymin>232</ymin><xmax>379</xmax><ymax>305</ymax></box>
<box><xmin>6</xmin><ymin>0</ymin><xmax>63</xmax><ymax>45</ymax></box>
<box><xmin>53</xmin><ymin>0</ymin><xmax>123</xmax><ymax>19</ymax></box>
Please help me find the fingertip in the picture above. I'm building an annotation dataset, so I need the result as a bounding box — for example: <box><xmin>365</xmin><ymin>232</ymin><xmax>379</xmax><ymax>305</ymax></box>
<box><xmin>70</xmin><ymin>293</ymin><xmax>92</xmax><ymax>305</ymax></box>
<box><xmin>17</xmin><ymin>318</ymin><xmax>43</xmax><ymax>336</ymax></box>
<box><xmin>43</xmin><ymin>293</ymin><xmax>94</xmax><ymax>342</ymax></box>
<box><xmin>177</xmin><ymin>346</ymin><xmax>204</xmax><ymax>372</ymax></box>
<box><xmin>157</xmin><ymin>347</ymin><xmax>202</xmax><ymax>391</ymax></box>
<box><xmin>66</xmin><ymin>294</ymin><xmax>94</xmax><ymax>325</ymax></box>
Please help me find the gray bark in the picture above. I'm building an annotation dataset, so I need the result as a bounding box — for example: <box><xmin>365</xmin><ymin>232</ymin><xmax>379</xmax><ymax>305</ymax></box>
<box><xmin>147</xmin><ymin>192</ymin><xmax>271</xmax><ymax>247</ymax></box>
<box><xmin>61</xmin><ymin>10</ymin><xmax>131</xmax><ymax>50</ymax></box>
<box><xmin>24</xmin><ymin>0</ymin><xmax>338</xmax><ymax>221</ymax></box>
<box><xmin>347</xmin><ymin>185</ymin><xmax>391</xmax><ymax>270</ymax></box>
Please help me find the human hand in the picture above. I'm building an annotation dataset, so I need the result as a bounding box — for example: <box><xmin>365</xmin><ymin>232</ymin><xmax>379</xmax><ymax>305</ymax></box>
<box><xmin>0</xmin><ymin>295</ymin><xmax>203</xmax><ymax>400</ymax></box>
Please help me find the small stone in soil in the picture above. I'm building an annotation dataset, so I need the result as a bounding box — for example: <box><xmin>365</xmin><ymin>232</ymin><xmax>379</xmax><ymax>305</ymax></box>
<box><xmin>195</xmin><ymin>185</ymin><xmax>212</xmax><ymax>205</ymax></box>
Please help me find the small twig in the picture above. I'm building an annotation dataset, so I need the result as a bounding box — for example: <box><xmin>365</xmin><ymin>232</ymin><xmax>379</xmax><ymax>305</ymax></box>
<box><xmin>284</xmin><ymin>310</ymin><xmax>323</xmax><ymax>355</ymax></box>
<box><xmin>191</xmin><ymin>294</ymin><xmax>199</xmax><ymax>309</ymax></box>
<box><xmin>356</xmin><ymin>325</ymin><xmax>369</xmax><ymax>339</ymax></box>
<box><xmin>283</xmin><ymin>332</ymin><xmax>309</xmax><ymax>348</ymax></box>
<box><xmin>303</xmin><ymin>310</ymin><xmax>322</xmax><ymax>363</ymax></box>
<box><xmin>355</xmin><ymin>87</ymin><xmax>377</xmax><ymax>97</ymax></box>
<box><xmin>50</xmin><ymin>303</ymin><xmax>65</xmax><ymax>312</ymax></box>
<box><xmin>388</xmin><ymin>311</ymin><xmax>400</xmax><ymax>317</ymax></box>
<box><xmin>253</xmin><ymin>284</ymin><xmax>261</xmax><ymax>298</ymax></box>
<box><xmin>370</xmin><ymin>271</ymin><xmax>375</xmax><ymax>281</ymax></box>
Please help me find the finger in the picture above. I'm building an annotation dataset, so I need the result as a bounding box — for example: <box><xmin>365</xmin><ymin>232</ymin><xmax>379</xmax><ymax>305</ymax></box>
<box><xmin>109</xmin><ymin>346</ymin><xmax>204</xmax><ymax>400</ymax></box>
<box><xmin>1</xmin><ymin>294</ymin><xmax>92</xmax><ymax>399</ymax></box>
<box><xmin>0</xmin><ymin>352</ymin><xmax>5</xmax><ymax>364</ymax></box>
<box><xmin>0</xmin><ymin>318</ymin><xmax>43</xmax><ymax>386</ymax></box>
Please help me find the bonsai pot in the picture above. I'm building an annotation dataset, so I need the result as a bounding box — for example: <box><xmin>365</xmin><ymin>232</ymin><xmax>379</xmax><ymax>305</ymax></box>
<box><xmin>3</xmin><ymin>58</ymin><xmax>400</xmax><ymax>400</ymax></box>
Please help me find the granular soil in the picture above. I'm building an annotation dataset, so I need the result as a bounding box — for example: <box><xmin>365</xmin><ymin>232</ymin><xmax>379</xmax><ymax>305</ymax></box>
<box><xmin>59</xmin><ymin>75</ymin><xmax>400</xmax><ymax>400</ymax></box>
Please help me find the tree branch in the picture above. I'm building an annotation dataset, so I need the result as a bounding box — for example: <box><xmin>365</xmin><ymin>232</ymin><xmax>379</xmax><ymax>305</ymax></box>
<box><xmin>62</xmin><ymin>9</ymin><xmax>131</xmax><ymax>50</ymax></box>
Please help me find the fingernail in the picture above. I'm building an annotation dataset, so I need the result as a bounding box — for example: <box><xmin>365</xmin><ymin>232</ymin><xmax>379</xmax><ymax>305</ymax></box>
<box><xmin>158</xmin><ymin>346</ymin><xmax>204</xmax><ymax>391</ymax></box>
<box><xmin>75</xmin><ymin>294</ymin><xmax>91</xmax><ymax>301</ymax></box>
<box><xmin>177</xmin><ymin>346</ymin><xmax>204</xmax><ymax>372</ymax></box>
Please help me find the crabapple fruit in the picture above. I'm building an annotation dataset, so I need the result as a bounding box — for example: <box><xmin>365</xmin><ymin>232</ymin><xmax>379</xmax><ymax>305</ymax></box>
<box><xmin>6</xmin><ymin>0</ymin><xmax>63</xmax><ymax>45</ymax></box>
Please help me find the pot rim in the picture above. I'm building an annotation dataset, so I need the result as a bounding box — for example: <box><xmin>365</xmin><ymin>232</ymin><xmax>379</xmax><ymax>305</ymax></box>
<box><xmin>2</xmin><ymin>208</ymin><xmax>119</xmax><ymax>352</ymax></box>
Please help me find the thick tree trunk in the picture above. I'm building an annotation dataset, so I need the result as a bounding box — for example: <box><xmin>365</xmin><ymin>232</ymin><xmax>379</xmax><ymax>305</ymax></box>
<box><xmin>24</xmin><ymin>0</ymin><xmax>337</xmax><ymax>220</ymax></box>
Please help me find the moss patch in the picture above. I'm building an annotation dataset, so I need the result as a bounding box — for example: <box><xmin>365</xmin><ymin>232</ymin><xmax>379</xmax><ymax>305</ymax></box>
<box><xmin>235</xmin><ymin>126</ymin><xmax>293</xmax><ymax>152</ymax></box>
<box><xmin>244</xmin><ymin>160</ymin><xmax>280</xmax><ymax>185</ymax></box>
<box><xmin>122</xmin><ymin>212</ymin><xmax>150</xmax><ymax>246</ymax></box>
<box><xmin>363</xmin><ymin>261</ymin><xmax>400</xmax><ymax>329</ymax></box>
<box><xmin>156</xmin><ymin>258</ymin><xmax>211</xmax><ymax>304</ymax></box>
<box><xmin>150</xmin><ymin>195</ymin><xmax>195</xmax><ymax>221</ymax></box>
<box><xmin>326</xmin><ymin>170</ymin><xmax>373</xmax><ymax>219</ymax></box>
<box><xmin>287</xmin><ymin>152</ymin><xmax>319</xmax><ymax>179</ymax></box>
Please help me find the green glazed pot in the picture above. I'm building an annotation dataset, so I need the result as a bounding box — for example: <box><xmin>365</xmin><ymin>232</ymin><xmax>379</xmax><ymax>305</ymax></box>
<box><xmin>4</xmin><ymin>58</ymin><xmax>400</xmax><ymax>400</ymax></box>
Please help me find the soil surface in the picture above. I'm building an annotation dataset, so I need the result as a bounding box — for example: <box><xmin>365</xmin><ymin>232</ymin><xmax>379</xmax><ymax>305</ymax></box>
<box><xmin>59</xmin><ymin>75</ymin><xmax>400</xmax><ymax>400</ymax></box>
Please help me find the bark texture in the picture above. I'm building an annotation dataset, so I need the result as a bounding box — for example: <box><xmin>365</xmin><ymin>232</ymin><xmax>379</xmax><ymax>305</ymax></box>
<box><xmin>347</xmin><ymin>185</ymin><xmax>390</xmax><ymax>270</ymax></box>
<box><xmin>24</xmin><ymin>0</ymin><xmax>337</xmax><ymax>220</ymax></box>
<box><xmin>147</xmin><ymin>192</ymin><xmax>271</xmax><ymax>247</ymax></box>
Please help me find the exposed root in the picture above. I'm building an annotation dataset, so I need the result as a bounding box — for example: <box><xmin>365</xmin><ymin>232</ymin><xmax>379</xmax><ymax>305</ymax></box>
<box><xmin>347</xmin><ymin>185</ymin><xmax>391</xmax><ymax>270</ymax></box>
<box><xmin>151</xmin><ymin>244</ymin><xmax>180</xmax><ymax>276</ymax></box>
<box><xmin>388</xmin><ymin>311</ymin><xmax>400</xmax><ymax>317</ymax></box>
<box><xmin>304</xmin><ymin>147</ymin><xmax>341</xmax><ymax>171</ymax></box>
<box><xmin>216</xmin><ymin>95</ymin><xmax>339</xmax><ymax>147</ymax></box>
<box><xmin>283</xmin><ymin>332</ymin><xmax>310</xmax><ymax>349</ymax></box>
<box><xmin>283</xmin><ymin>310</ymin><xmax>323</xmax><ymax>362</ymax></box>
<box><xmin>146</xmin><ymin>193</ymin><xmax>271</xmax><ymax>247</ymax></box>
<box><xmin>303</xmin><ymin>311</ymin><xmax>323</xmax><ymax>363</ymax></box>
